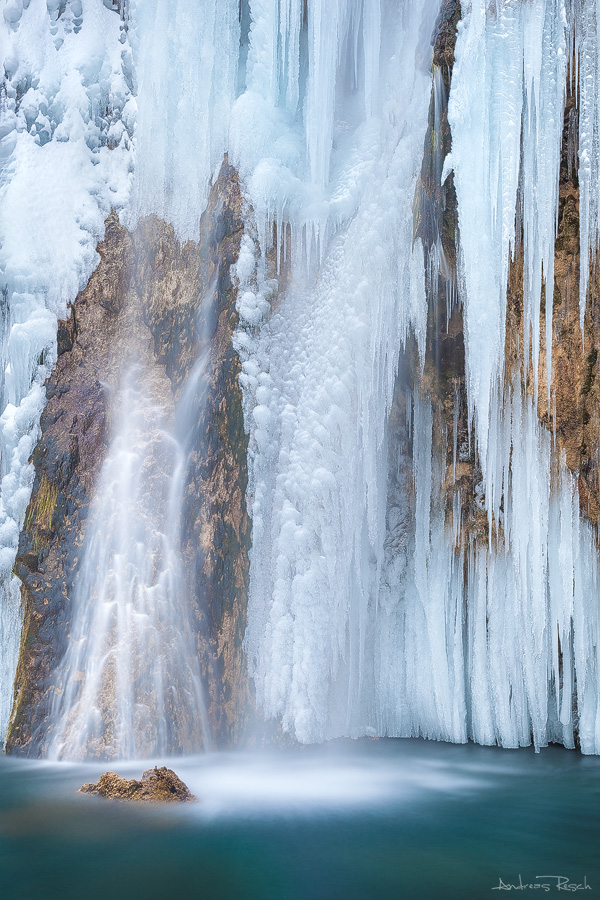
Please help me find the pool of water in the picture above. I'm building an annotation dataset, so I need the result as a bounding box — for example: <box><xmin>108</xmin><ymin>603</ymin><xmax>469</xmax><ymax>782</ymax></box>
<box><xmin>0</xmin><ymin>739</ymin><xmax>598</xmax><ymax>899</ymax></box>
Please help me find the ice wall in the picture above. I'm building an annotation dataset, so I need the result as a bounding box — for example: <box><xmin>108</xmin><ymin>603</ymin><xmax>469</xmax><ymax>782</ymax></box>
<box><xmin>383</xmin><ymin>387</ymin><xmax>599</xmax><ymax>754</ymax></box>
<box><xmin>441</xmin><ymin>0</ymin><xmax>598</xmax><ymax>752</ymax></box>
<box><xmin>0</xmin><ymin>0</ymin><xmax>133</xmax><ymax>742</ymax></box>
<box><xmin>236</xmin><ymin>0</ymin><xmax>600</xmax><ymax>752</ymax></box>
<box><xmin>236</xmin><ymin>0</ymin><xmax>437</xmax><ymax>742</ymax></box>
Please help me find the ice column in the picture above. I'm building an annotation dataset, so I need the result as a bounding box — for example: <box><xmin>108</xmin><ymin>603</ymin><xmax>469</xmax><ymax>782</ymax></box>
<box><xmin>127</xmin><ymin>0</ymin><xmax>240</xmax><ymax>240</ymax></box>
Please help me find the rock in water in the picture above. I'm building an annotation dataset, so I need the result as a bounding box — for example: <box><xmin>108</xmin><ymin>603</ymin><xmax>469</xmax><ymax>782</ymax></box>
<box><xmin>79</xmin><ymin>766</ymin><xmax>197</xmax><ymax>803</ymax></box>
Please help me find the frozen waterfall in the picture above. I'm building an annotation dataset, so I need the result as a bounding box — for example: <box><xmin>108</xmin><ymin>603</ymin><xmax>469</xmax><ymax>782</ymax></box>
<box><xmin>233</xmin><ymin>0</ymin><xmax>600</xmax><ymax>752</ymax></box>
<box><xmin>2</xmin><ymin>0</ymin><xmax>600</xmax><ymax>755</ymax></box>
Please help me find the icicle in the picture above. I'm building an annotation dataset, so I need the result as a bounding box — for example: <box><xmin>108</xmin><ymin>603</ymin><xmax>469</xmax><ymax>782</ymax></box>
<box><xmin>575</xmin><ymin>0</ymin><xmax>600</xmax><ymax>341</ymax></box>
<box><xmin>361</xmin><ymin>0</ymin><xmax>381</xmax><ymax>119</ymax></box>
<box><xmin>231</xmin><ymin>0</ymin><xmax>387</xmax><ymax>268</ymax></box>
<box><xmin>521</xmin><ymin>0</ymin><xmax>567</xmax><ymax>409</ymax></box>
<box><xmin>446</xmin><ymin>0</ymin><xmax>523</xmax><ymax>469</ymax></box>
<box><xmin>452</xmin><ymin>388</ymin><xmax>459</xmax><ymax>483</ymax></box>
<box><xmin>448</xmin><ymin>0</ymin><xmax>566</xmax><ymax>465</ymax></box>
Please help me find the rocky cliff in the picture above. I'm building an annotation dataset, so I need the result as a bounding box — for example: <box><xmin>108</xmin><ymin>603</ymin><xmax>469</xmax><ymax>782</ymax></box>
<box><xmin>6</xmin><ymin>159</ymin><xmax>252</xmax><ymax>755</ymax></box>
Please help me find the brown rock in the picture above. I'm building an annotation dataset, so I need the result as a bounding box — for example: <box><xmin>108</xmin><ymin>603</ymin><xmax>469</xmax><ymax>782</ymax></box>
<box><xmin>6</xmin><ymin>157</ymin><xmax>255</xmax><ymax>756</ymax></box>
<box><xmin>79</xmin><ymin>766</ymin><xmax>197</xmax><ymax>803</ymax></box>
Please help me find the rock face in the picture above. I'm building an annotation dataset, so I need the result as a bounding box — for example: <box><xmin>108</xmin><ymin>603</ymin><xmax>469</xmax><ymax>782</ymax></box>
<box><xmin>406</xmin><ymin>0</ymin><xmax>482</xmax><ymax>545</ymax></box>
<box><xmin>79</xmin><ymin>766</ymin><xmax>197</xmax><ymax>803</ymax></box>
<box><xmin>6</xmin><ymin>158</ymin><xmax>252</xmax><ymax>755</ymax></box>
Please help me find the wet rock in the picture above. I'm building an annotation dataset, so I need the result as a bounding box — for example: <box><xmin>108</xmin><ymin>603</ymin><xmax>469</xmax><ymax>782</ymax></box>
<box><xmin>6</xmin><ymin>157</ymin><xmax>254</xmax><ymax>756</ymax></box>
<box><xmin>79</xmin><ymin>766</ymin><xmax>197</xmax><ymax>803</ymax></box>
<box><xmin>433</xmin><ymin>0</ymin><xmax>461</xmax><ymax>75</ymax></box>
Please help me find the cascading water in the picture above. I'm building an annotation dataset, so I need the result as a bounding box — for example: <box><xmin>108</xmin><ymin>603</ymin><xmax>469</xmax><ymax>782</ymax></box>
<box><xmin>47</xmin><ymin>349</ymin><xmax>211</xmax><ymax>760</ymax></box>
<box><xmin>3</xmin><ymin>0</ymin><xmax>600</xmax><ymax>757</ymax></box>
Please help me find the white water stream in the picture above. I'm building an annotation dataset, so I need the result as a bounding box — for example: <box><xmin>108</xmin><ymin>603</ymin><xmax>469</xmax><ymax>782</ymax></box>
<box><xmin>47</xmin><ymin>357</ymin><xmax>211</xmax><ymax>760</ymax></box>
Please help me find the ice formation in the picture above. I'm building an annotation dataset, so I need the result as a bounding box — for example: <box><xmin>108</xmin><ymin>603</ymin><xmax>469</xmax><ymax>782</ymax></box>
<box><xmin>235</xmin><ymin>1</ymin><xmax>435</xmax><ymax>743</ymax></box>
<box><xmin>126</xmin><ymin>0</ymin><xmax>240</xmax><ymax>241</ymax></box>
<box><xmin>0</xmin><ymin>0</ymin><xmax>133</xmax><ymax>742</ymax></box>
<box><xmin>234</xmin><ymin>0</ymin><xmax>600</xmax><ymax>752</ymax></box>
<box><xmin>576</xmin><ymin>0</ymin><xmax>600</xmax><ymax>338</ymax></box>
<box><xmin>446</xmin><ymin>0</ymin><xmax>568</xmax><ymax>460</ymax></box>
<box><xmin>377</xmin><ymin>386</ymin><xmax>600</xmax><ymax>753</ymax></box>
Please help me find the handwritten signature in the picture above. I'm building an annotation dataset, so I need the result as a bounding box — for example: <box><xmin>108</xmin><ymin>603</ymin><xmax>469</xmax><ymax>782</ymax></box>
<box><xmin>492</xmin><ymin>876</ymin><xmax>592</xmax><ymax>892</ymax></box>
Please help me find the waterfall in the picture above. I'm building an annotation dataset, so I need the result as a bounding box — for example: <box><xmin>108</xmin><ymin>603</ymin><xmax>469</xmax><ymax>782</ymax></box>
<box><xmin>3</xmin><ymin>0</ymin><xmax>600</xmax><ymax>756</ymax></box>
<box><xmin>47</xmin><ymin>350</ymin><xmax>211</xmax><ymax>760</ymax></box>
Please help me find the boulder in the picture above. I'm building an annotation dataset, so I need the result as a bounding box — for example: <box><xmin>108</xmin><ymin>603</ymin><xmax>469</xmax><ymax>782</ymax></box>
<box><xmin>79</xmin><ymin>766</ymin><xmax>197</xmax><ymax>803</ymax></box>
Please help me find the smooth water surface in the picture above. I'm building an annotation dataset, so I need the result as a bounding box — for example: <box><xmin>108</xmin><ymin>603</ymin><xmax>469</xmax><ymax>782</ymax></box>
<box><xmin>0</xmin><ymin>739</ymin><xmax>598</xmax><ymax>900</ymax></box>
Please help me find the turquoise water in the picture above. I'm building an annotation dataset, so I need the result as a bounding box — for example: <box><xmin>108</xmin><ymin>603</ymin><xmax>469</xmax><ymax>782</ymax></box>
<box><xmin>0</xmin><ymin>740</ymin><xmax>599</xmax><ymax>900</ymax></box>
